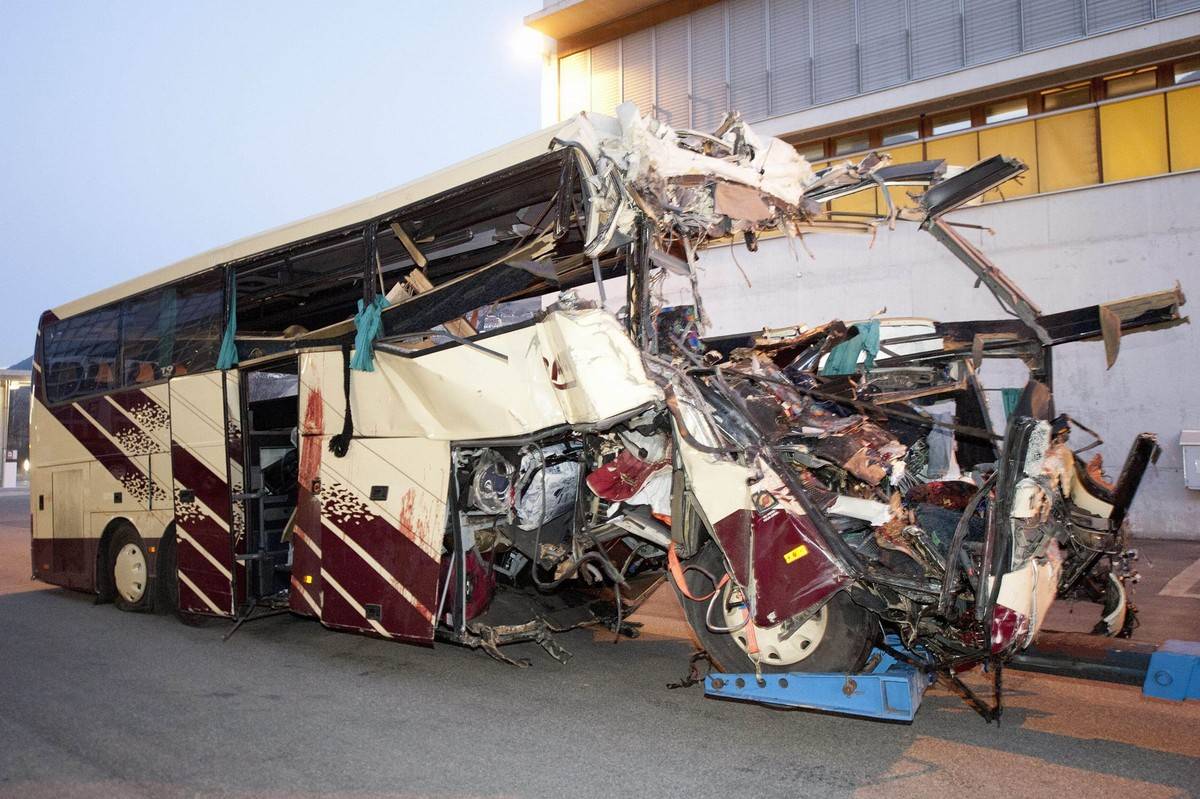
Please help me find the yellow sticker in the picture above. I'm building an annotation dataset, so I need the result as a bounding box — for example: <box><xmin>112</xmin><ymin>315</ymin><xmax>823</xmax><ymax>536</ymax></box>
<box><xmin>304</xmin><ymin>575</ymin><xmax>313</xmax><ymax>585</ymax></box>
<box><xmin>783</xmin><ymin>544</ymin><xmax>809</xmax><ymax>564</ymax></box>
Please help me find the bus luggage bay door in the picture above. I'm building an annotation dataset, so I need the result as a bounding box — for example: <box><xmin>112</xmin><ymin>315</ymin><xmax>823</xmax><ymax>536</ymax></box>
<box><xmin>292</xmin><ymin>350</ymin><xmax>450</xmax><ymax>643</ymax></box>
<box><xmin>168</xmin><ymin>371</ymin><xmax>243</xmax><ymax>617</ymax></box>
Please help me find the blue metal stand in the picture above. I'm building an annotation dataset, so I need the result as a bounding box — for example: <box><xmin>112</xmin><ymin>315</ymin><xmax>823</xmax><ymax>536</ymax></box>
<box><xmin>1143</xmin><ymin>640</ymin><xmax>1200</xmax><ymax>701</ymax></box>
<box><xmin>704</xmin><ymin>636</ymin><xmax>936</xmax><ymax>722</ymax></box>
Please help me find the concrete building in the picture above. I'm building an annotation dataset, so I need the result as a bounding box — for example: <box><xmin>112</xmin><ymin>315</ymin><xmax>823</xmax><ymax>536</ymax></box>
<box><xmin>1</xmin><ymin>365</ymin><xmax>31</xmax><ymax>488</ymax></box>
<box><xmin>525</xmin><ymin>0</ymin><xmax>1200</xmax><ymax>537</ymax></box>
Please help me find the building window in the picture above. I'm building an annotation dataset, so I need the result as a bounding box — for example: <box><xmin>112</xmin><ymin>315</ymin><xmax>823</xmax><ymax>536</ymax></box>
<box><xmin>1042</xmin><ymin>82</ymin><xmax>1091</xmax><ymax>111</ymax></box>
<box><xmin>834</xmin><ymin>132</ymin><xmax>870</xmax><ymax>155</ymax></box>
<box><xmin>1104</xmin><ymin>67</ymin><xmax>1157</xmax><ymax>99</ymax></box>
<box><xmin>931</xmin><ymin>111</ymin><xmax>971</xmax><ymax>136</ymax></box>
<box><xmin>1174</xmin><ymin>56</ymin><xmax>1200</xmax><ymax>85</ymax></box>
<box><xmin>881</xmin><ymin>122</ymin><xmax>919</xmax><ymax>145</ymax></box>
<box><xmin>796</xmin><ymin>141</ymin><xmax>827</xmax><ymax>161</ymax></box>
<box><xmin>984</xmin><ymin>98</ymin><xmax>1028</xmax><ymax>124</ymax></box>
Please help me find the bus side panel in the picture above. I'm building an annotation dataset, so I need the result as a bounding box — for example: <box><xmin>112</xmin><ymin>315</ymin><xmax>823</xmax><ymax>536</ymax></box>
<box><xmin>30</xmin><ymin>384</ymin><xmax>172</xmax><ymax>590</ymax></box>
<box><xmin>169</xmin><ymin>372</ymin><xmax>237</xmax><ymax>617</ymax></box>
<box><xmin>288</xmin><ymin>382</ymin><xmax>325</xmax><ymax>619</ymax></box>
<box><xmin>297</xmin><ymin>352</ymin><xmax>448</xmax><ymax>643</ymax></box>
<box><xmin>225</xmin><ymin>371</ymin><xmax>248</xmax><ymax>608</ymax></box>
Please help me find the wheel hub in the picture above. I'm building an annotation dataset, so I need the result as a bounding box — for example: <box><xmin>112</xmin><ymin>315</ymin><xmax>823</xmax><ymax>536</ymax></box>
<box><xmin>114</xmin><ymin>543</ymin><xmax>147</xmax><ymax>604</ymax></box>
<box><xmin>721</xmin><ymin>585</ymin><xmax>828</xmax><ymax>666</ymax></box>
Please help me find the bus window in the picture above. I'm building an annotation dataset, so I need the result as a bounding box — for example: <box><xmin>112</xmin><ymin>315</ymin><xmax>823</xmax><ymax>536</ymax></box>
<box><xmin>119</xmin><ymin>271</ymin><xmax>225</xmax><ymax>385</ymax></box>
<box><xmin>235</xmin><ymin>231</ymin><xmax>365</xmax><ymax>336</ymax></box>
<box><xmin>169</xmin><ymin>271</ymin><xmax>223</xmax><ymax>376</ymax></box>
<box><xmin>42</xmin><ymin>306</ymin><xmax>120</xmax><ymax>403</ymax></box>
<box><xmin>121</xmin><ymin>290</ymin><xmax>169</xmax><ymax>384</ymax></box>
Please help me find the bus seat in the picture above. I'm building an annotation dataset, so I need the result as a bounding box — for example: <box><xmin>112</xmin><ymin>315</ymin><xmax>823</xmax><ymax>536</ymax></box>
<box><xmin>95</xmin><ymin>361</ymin><xmax>115</xmax><ymax>386</ymax></box>
<box><xmin>135</xmin><ymin>362</ymin><xmax>155</xmax><ymax>383</ymax></box>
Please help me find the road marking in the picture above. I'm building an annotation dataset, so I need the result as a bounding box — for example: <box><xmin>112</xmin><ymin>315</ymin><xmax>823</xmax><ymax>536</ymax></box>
<box><xmin>1159</xmin><ymin>556</ymin><xmax>1200</xmax><ymax>598</ymax></box>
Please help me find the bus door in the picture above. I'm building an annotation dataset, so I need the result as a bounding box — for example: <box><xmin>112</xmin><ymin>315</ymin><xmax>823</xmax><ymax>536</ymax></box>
<box><xmin>168</xmin><ymin>371</ymin><xmax>242</xmax><ymax>617</ymax></box>
<box><xmin>291</xmin><ymin>349</ymin><xmax>450</xmax><ymax>643</ymax></box>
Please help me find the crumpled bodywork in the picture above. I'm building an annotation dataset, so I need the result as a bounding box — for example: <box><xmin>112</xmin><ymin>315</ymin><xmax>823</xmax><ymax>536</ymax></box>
<box><xmin>230</xmin><ymin>103</ymin><xmax>1183</xmax><ymax>685</ymax></box>
<box><xmin>524</xmin><ymin>105</ymin><xmax>1185</xmax><ymax>668</ymax></box>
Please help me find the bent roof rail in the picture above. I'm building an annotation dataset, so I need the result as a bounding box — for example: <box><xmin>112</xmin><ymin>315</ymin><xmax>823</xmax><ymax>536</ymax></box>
<box><xmin>51</xmin><ymin>120</ymin><xmax>582</xmax><ymax>320</ymax></box>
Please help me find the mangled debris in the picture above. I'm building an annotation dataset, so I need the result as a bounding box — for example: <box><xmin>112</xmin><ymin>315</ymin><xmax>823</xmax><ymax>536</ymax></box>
<box><xmin>207</xmin><ymin>103</ymin><xmax>1185</xmax><ymax>719</ymax></box>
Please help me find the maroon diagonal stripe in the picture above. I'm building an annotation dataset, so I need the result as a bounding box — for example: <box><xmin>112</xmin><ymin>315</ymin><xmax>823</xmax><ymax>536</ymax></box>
<box><xmin>49</xmin><ymin>402</ymin><xmax>144</xmax><ymax>485</ymax></box>
<box><xmin>320</xmin><ymin>521</ymin><xmax>433</xmax><ymax>638</ymax></box>
<box><xmin>75</xmin><ymin>394</ymin><xmax>156</xmax><ymax>448</ymax></box>
<box><xmin>170</xmin><ymin>443</ymin><xmax>232</xmax><ymax>524</ymax></box>
<box><xmin>327</xmin><ymin>509</ymin><xmax>441</xmax><ymax>610</ymax></box>
<box><xmin>107</xmin><ymin>386</ymin><xmax>166</xmax><ymax>418</ymax></box>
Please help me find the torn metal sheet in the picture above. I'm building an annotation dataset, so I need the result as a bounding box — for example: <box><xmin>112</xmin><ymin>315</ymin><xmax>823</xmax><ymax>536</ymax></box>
<box><xmin>35</xmin><ymin>101</ymin><xmax>1184</xmax><ymax>727</ymax></box>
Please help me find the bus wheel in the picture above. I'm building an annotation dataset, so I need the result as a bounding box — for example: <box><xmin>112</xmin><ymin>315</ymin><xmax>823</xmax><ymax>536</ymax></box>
<box><xmin>109</xmin><ymin>523</ymin><xmax>153</xmax><ymax>613</ymax></box>
<box><xmin>676</xmin><ymin>540</ymin><xmax>874</xmax><ymax>674</ymax></box>
<box><xmin>154</xmin><ymin>524</ymin><xmax>215</xmax><ymax>627</ymax></box>
<box><xmin>154</xmin><ymin>525</ymin><xmax>180</xmax><ymax>615</ymax></box>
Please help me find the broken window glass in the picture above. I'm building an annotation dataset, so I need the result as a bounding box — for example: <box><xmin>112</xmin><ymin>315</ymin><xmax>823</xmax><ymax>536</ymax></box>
<box><xmin>473</xmin><ymin>297</ymin><xmax>544</xmax><ymax>334</ymax></box>
<box><xmin>234</xmin><ymin>230</ymin><xmax>366</xmax><ymax>336</ymax></box>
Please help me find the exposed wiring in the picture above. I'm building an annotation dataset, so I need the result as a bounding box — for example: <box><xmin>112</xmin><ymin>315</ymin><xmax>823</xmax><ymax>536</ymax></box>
<box><xmin>705</xmin><ymin>581</ymin><xmax>749</xmax><ymax>634</ymax></box>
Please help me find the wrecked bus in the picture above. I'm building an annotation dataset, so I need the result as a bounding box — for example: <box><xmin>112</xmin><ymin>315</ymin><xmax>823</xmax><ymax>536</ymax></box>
<box><xmin>30</xmin><ymin>105</ymin><xmax>1184</xmax><ymax>709</ymax></box>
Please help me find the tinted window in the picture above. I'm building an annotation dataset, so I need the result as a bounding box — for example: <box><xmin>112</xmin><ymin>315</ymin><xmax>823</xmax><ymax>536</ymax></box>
<box><xmin>170</xmin><ymin>271</ymin><xmax>223</xmax><ymax>376</ymax></box>
<box><xmin>121</xmin><ymin>291</ymin><xmax>168</xmax><ymax>384</ymax></box>
<box><xmin>42</xmin><ymin>306</ymin><xmax>121</xmax><ymax>403</ymax></box>
<box><xmin>122</xmin><ymin>271</ymin><xmax>224</xmax><ymax>384</ymax></box>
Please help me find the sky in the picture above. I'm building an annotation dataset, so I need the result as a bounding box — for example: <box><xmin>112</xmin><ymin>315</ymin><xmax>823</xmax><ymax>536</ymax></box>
<box><xmin>0</xmin><ymin>0</ymin><xmax>545</xmax><ymax>367</ymax></box>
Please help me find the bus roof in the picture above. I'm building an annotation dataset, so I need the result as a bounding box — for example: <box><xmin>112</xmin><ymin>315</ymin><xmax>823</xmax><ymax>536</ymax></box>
<box><xmin>52</xmin><ymin>117</ymin><xmax>576</xmax><ymax>320</ymax></box>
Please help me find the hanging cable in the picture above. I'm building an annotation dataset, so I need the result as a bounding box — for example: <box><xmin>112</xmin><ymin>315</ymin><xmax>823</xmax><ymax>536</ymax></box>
<box><xmin>328</xmin><ymin>343</ymin><xmax>353</xmax><ymax>458</ymax></box>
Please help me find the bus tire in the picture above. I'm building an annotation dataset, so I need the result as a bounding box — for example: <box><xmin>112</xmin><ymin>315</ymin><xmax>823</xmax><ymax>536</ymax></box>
<box><xmin>109</xmin><ymin>523</ymin><xmax>154</xmax><ymax>613</ymax></box>
<box><xmin>154</xmin><ymin>525</ymin><xmax>215</xmax><ymax>627</ymax></box>
<box><xmin>676</xmin><ymin>540</ymin><xmax>875</xmax><ymax>674</ymax></box>
<box><xmin>154</xmin><ymin>525</ymin><xmax>179</xmax><ymax>615</ymax></box>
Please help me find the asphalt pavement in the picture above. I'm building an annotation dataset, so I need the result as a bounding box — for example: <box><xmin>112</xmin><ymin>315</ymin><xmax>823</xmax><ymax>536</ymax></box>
<box><xmin>2</xmin><ymin>490</ymin><xmax>1198</xmax><ymax>798</ymax></box>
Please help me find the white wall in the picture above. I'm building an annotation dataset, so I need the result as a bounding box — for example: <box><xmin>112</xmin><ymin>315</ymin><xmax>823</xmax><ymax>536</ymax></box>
<box><xmin>676</xmin><ymin>171</ymin><xmax>1200</xmax><ymax>538</ymax></box>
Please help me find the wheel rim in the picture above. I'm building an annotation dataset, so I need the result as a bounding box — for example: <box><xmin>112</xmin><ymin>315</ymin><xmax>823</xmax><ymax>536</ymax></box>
<box><xmin>721</xmin><ymin>584</ymin><xmax>828</xmax><ymax>666</ymax></box>
<box><xmin>114</xmin><ymin>543</ymin><xmax>147</xmax><ymax>604</ymax></box>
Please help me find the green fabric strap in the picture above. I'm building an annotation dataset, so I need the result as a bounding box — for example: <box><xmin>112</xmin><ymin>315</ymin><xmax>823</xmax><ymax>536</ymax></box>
<box><xmin>821</xmin><ymin>319</ymin><xmax>881</xmax><ymax>376</ymax></box>
<box><xmin>216</xmin><ymin>273</ymin><xmax>238</xmax><ymax>370</ymax></box>
<box><xmin>349</xmin><ymin>294</ymin><xmax>390</xmax><ymax>372</ymax></box>
<box><xmin>1001</xmin><ymin>387</ymin><xmax>1022</xmax><ymax>417</ymax></box>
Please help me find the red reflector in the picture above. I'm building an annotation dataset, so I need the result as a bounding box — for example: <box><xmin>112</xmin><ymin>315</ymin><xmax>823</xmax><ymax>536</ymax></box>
<box><xmin>990</xmin><ymin>604</ymin><xmax>1031</xmax><ymax>654</ymax></box>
